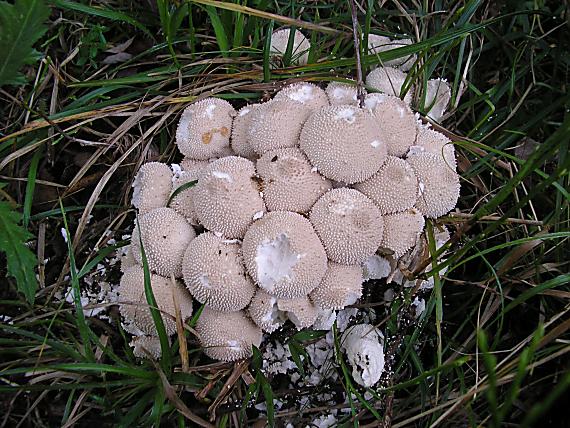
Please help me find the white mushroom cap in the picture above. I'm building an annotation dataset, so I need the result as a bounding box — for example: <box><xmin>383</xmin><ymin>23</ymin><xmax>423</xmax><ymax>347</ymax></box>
<box><xmin>423</xmin><ymin>78</ymin><xmax>451</xmax><ymax>122</ymax></box>
<box><xmin>299</xmin><ymin>104</ymin><xmax>387</xmax><ymax>184</ymax></box>
<box><xmin>230</xmin><ymin>104</ymin><xmax>259</xmax><ymax>159</ymax></box>
<box><xmin>182</xmin><ymin>232</ymin><xmax>256</xmax><ymax>312</ymax></box>
<box><xmin>195</xmin><ymin>307</ymin><xmax>262</xmax><ymax>361</ymax></box>
<box><xmin>192</xmin><ymin>156</ymin><xmax>265</xmax><ymax>238</ymax></box>
<box><xmin>247</xmin><ymin>289</ymin><xmax>287</xmax><ymax>333</ymax></box>
<box><xmin>257</xmin><ymin>147</ymin><xmax>332</xmax><ymax>213</ymax></box>
<box><xmin>176</xmin><ymin>98</ymin><xmax>235</xmax><ymax>160</ymax></box>
<box><xmin>380</xmin><ymin>208</ymin><xmax>425</xmax><ymax>257</ymax></box>
<box><xmin>131</xmin><ymin>162</ymin><xmax>172</xmax><ymax>215</ymax></box>
<box><xmin>247</xmin><ymin>99</ymin><xmax>311</xmax><ymax>155</ymax></box>
<box><xmin>277</xmin><ymin>297</ymin><xmax>319</xmax><ymax>330</ymax></box>
<box><xmin>310</xmin><ymin>262</ymin><xmax>363</xmax><ymax>310</ymax></box>
<box><xmin>309</xmin><ymin>188</ymin><xmax>384</xmax><ymax>265</ymax></box>
<box><xmin>408</xmin><ymin>125</ymin><xmax>456</xmax><ymax>170</ymax></box>
<box><xmin>365</xmin><ymin>66</ymin><xmax>413</xmax><ymax>104</ymax></box>
<box><xmin>364</xmin><ymin>93</ymin><xmax>418</xmax><ymax>157</ymax></box>
<box><xmin>354</xmin><ymin>156</ymin><xmax>419</xmax><ymax>214</ymax></box>
<box><xmin>270</xmin><ymin>27</ymin><xmax>310</xmax><ymax>68</ymax></box>
<box><xmin>325</xmin><ymin>81</ymin><xmax>365</xmax><ymax>106</ymax></box>
<box><xmin>274</xmin><ymin>82</ymin><xmax>329</xmax><ymax>111</ymax></box>
<box><xmin>407</xmin><ymin>152</ymin><xmax>460</xmax><ymax>218</ymax></box>
<box><xmin>119</xmin><ymin>265</ymin><xmax>194</xmax><ymax>336</ymax></box>
<box><xmin>180</xmin><ymin>157</ymin><xmax>210</xmax><ymax>172</ymax></box>
<box><xmin>368</xmin><ymin>34</ymin><xmax>416</xmax><ymax>71</ymax></box>
<box><xmin>242</xmin><ymin>211</ymin><xmax>327</xmax><ymax>299</ymax></box>
<box><xmin>131</xmin><ymin>207</ymin><xmax>196</xmax><ymax>277</ymax></box>
<box><xmin>131</xmin><ymin>335</ymin><xmax>163</xmax><ymax>360</ymax></box>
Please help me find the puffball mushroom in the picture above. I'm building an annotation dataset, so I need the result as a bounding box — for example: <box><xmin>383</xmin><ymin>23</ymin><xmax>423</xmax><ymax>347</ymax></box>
<box><xmin>423</xmin><ymin>78</ymin><xmax>451</xmax><ymax>122</ymax></box>
<box><xmin>407</xmin><ymin>152</ymin><xmax>460</xmax><ymax>218</ymax></box>
<box><xmin>309</xmin><ymin>188</ymin><xmax>384</xmax><ymax>265</ymax></box>
<box><xmin>182</xmin><ymin>232</ymin><xmax>256</xmax><ymax>312</ymax></box>
<box><xmin>192</xmin><ymin>156</ymin><xmax>265</xmax><ymax>238</ymax></box>
<box><xmin>325</xmin><ymin>81</ymin><xmax>364</xmax><ymax>106</ymax></box>
<box><xmin>195</xmin><ymin>307</ymin><xmax>262</xmax><ymax>361</ymax></box>
<box><xmin>277</xmin><ymin>297</ymin><xmax>319</xmax><ymax>330</ymax></box>
<box><xmin>299</xmin><ymin>104</ymin><xmax>387</xmax><ymax>184</ymax></box>
<box><xmin>242</xmin><ymin>211</ymin><xmax>328</xmax><ymax>299</ymax></box>
<box><xmin>169</xmin><ymin>170</ymin><xmax>200</xmax><ymax>225</ymax></box>
<box><xmin>230</xmin><ymin>104</ymin><xmax>259</xmax><ymax>159</ymax></box>
<box><xmin>364</xmin><ymin>93</ymin><xmax>418</xmax><ymax>157</ymax></box>
<box><xmin>176</xmin><ymin>98</ymin><xmax>236</xmax><ymax>160</ymax></box>
<box><xmin>380</xmin><ymin>208</ymin><xmax>425</xmax><ymax>257</ymax></box>
<box><xmin>131</xmin><ymin>335</ymin><xmax>163</xmax><ymax>360</ymax></box>
<box><xmin>131</xmin><ymin>162</ymin><xmax>172</xmax><ymax>215</ymax></box>
<box><xmin>354</xmin><ymin>156</ymin><xmax>419</xmax><ymax>215</ymax></box>
<box><xmin>257</xmin><ymin>147</ymin><xmax>332</xmax><ymax>213</ymax></box>
<box><xmin>274</xmin><ymin>82</ymin><xmax>329</xmax><ymax>112</ymax></box>
<box><xmin>310</xmin><ymin>262</ymin><xmax>363</xmax><ymax>310</ymax></box>
<box><xmin>366</xmin><ymin>66</ymin><xmax>413</xmax><ymax>105</ymax></box>
<box><xmin>367</xmin><ymin>34</ymin><xmax>416</xmax><ymax>71</ymax></box>
<box><xmin>247</xmin><ymin>99</ymin><xmax>311</xmax><ymax>155</ymax></box>
<box><xmin>131</xmin><ymin>207</ymin><xmax>196</xmax><ymax>278</ymax></box>
<box><xmin>248</xmin><ymin>289</ymin><xmax>287</xmax><ymax>333</ymax></box>
<box><xmin>408</xmin><ymin>125</ymin><xmax>456</xmax><ymax>170</ymax></box>
<box><xmin>269</xmin><ymin>27</ymin><xmax>310</xmax><ymax>68</ymax></box>
<box><xmin>341</xmin><ymin>324</ymin><xmax>385</xmax><ymax>388</ymax></box>
<box><xmin>118</xmin><ymin>265</ymin><xmax>194</xmax><ymax>336</ymax></box>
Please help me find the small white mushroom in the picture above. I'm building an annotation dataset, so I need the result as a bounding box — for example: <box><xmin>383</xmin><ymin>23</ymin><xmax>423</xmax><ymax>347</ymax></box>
<box><xmin>380</xmin><ymin>208</ymin><xmax>425</xmax><ymax>257</ymax></box>
<box><xmin>368</xmin><ymin>34</ymin><xmax>416</xmax><ymax>71</ymax></box>
<box><xmin>408</xmin><ymin>125</ymin><xmax>456</xmax><ymax>170</ymax></box>
<box><xmin>131</xmin><ymin>162</ymin><xmax>173</xmax><ymax>215</ymax></box>
<box><xmin>325</xmin><ymin>81</ymin><xmax>364</xmax><ymax>106</ymax></box>
<box><xmin>310</xmin><ymin>262</ymin><xmax>363</xmax><ymax>310</ymax></box>
<box><xmin>277</xmin><ymin>296</ymin><xmax>319</xmax><ymax>330</ymax></box>
<box><xmin>341</xmin><ymin>324</ymin><xmax>385</xmax><ymax>387</ymax></box>
<box><xmin>230</xmin><ymin>104</ymin><xmax>259</xmax><ymax>160</ymax></box>
<box><xmin>270</xmin><ymin>27</ymin><xmax>310</xmax><ymax>68</ymax></box>
<box><xmin>365</xmin><ymin>66</ymin><xmax>414</xmax><ymax>105</ymax></box>
<box><xmin>248</xmin><ymin>289</ymin><xmax>287</xmax><ymax>333</ymax></box>
<box><xmin>274</xmin><ymin>82</ymin><xmax>329</xmax><ymax>112</ymax></box>
<box><xmin>423</xmin><ymin>78</ymin><xmax>451</xmax><ymax>122</ymax></box>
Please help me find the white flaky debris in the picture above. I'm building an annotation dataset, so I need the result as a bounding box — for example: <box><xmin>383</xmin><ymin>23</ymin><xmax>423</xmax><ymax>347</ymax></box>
<box><xmin>340</xmin><ymin>324</ymin><xmax>385</xmax><ymax>387</ymax></box>
<box><xmin>255</xmin><ymin>234</ymin><xmax>299</xmax><ymax>292</ymax></box>
<box><xmin>362</xmin><ymin>255</ymin><xmax>391</xmax><ymax>280</ymax></box>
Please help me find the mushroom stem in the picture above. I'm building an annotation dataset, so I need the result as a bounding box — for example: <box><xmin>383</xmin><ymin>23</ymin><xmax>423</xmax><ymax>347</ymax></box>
<box><xmin>348</xmin><ymin>0</ymin><xmax>365</xmax><ymax>108</ymax></box>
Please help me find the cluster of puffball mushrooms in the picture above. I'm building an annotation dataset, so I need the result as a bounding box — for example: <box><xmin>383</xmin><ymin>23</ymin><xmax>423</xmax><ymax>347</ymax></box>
<box><xmin>117</xmin><ymin>28</ymin><xmax>459</xmax><ymax>365</ymax></box>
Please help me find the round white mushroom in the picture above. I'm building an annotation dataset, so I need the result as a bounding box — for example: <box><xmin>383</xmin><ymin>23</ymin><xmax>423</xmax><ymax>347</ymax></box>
<box><xmin>325</xmin><ymin>81</ymin><xmax>364</xmax><ymax>106</ymax></box>
<box><xmin>131</xmin><ymin>162</ymin><xmax>173</xmax><ymax>215</ymax></box>
<box><xmin>230</xmin><ymin>104</ymin><xmax>259</xmax><ymax>159</ymax></box>
<box><xmin>270</xmin><ymin>27</ymin><xmax>310</xmax><ymax>68</ymax></box>
<box><xmin>274</xmin><ymin>82</ymin><xmax>329</xmax><ymax>112</ymax></box>
<box><xmin>368</xmin><ymin>34</ymin><xmax>416</xmax><ymax>71</ymax></box>
<box><xmin>365</xmin><ymin>66</ymin><xmax>413</xmax><ymax>105</ymax></box>
<box><xmin>310</xmin><ymin>262</ymin><xmax>363</xmax><ymax>310</ymax></box>
<box><xmin>380</xmin><ymin>208</ymin><xmax>425</xmax><ymax>257</ymax></box>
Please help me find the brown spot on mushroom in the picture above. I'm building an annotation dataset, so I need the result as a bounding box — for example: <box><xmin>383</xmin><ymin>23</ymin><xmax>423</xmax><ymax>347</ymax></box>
<box><xmin>201</xmin><ymin>132</ymin><xmax>212</xmax><ymax>145</ymax></box>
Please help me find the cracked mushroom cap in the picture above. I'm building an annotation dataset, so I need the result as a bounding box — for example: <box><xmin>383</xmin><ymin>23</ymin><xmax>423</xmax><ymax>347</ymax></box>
<box><xmin>247</xmin><ymin>99</ymin><xmax>312</xmax><ymax>155</ymax></box>
<box><xmin>380</xmin><ymin>208</ymin><xmax>425</xmax><ymax>257</ymax></box>
<box><xmin>192</xmin><ymin>156</ymin><xmax>265</xmax><ymax>238</ymax></box>
<box><xmin>423</xmin><ymin>78</ymin><xmax>451</xmax><ymax>122</ymax></box>
<box><xmin>257</xmin><ymin>147</ymin><xmax>332</xmax><ymax>213</ymax></box>
<box><xmin>309</xmin><ymin>188</ymin><xmax>384</xmax><ymax>265</ymax></box>
<box><xmin>248</xmin><ymin>289</ymin><xmax>287</xmax><ymax>333</ymax></box>
<box><xmin>131</xmin><ymin>162</ymin><xmax>172</xmax><ymax>215</ymax></box>
<box><xmin>299</xmin><ymin>104</ymin><xmax>387</xmax><ymax>184</ymax></box>
<box><xmin>354</xmin><ymin>156</ymin><xmax>419</xmax><ymax>214</ymax></box>
<box><xmin>408</xmin><ymin>125</ymin><xmax>456</xmax><ymax>170</ymax></box>
<box><xmin>176</xmin><ymin>98</ymin><xmax>235</xmax><ymax>160</ymax></box>
<box><xmin>310</xmin><ymin>262</ymin><xmax>363</xmax><ymax>310</ymax></box>
<box><xmin>325</xmin><ymin>81</ymin><xmax>365</xmax><ymax>106</ymax></box>
<box><xmin>242</xmin><ymin>211</ymin><xmax>327</xmax><ymax>299</ymax></box>
<box><xmin>367</xmin><ymin>34</ymin><xmax>416</xmax><ymax>71</ymax></box>
<box><xmin>196</xmin><ymin>307</ymin><xmax>262</xmax><ymax>361</ymax></box>
<box><xmin>274</xmin><ymin>82</ymin><xmax>329</xmax><ymax>112</ymax></box>
<box><xmin>407</xmin><ymin>152</ymin><xmax>460</xmax><ymax>218</ymax></box>
<box><xmin>277</xmin><ymin>296</ymin><xmax>319</xmax><ymax>330</ymax></box>
<box><xmin>182</xmin><ymin>232</ymin><xmax>256</xmax><ymax>312</ymax></box>
<box><xmin>230</xmin><ymin>104</ymin><xmax>259</xmax><ymax>159</ymax></box>
<box><xmin>365</xmin><ymin>66</ymin><xmax>413</xmax><ymax>104</ymax></box>
<box><xmin>131</xmin><ymin>207</ymin><xmax>196</xmax><ymax>277</ymax></box>
<box><xmin>270</xmin><ymin>27</ymin><xmax>310</xmax><ymax>68</ymax></box>
<box><xmin>119</xmin><ymin>265</ymin><xmax>194</xmax><ymax>336</ymax></box>
<box><xmin>364</xmin><ymin>93</ymin><xmax>418</xmax><ymax>157</ymax></box>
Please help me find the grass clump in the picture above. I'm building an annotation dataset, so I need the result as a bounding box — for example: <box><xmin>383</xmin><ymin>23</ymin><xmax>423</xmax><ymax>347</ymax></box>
<box><xmin>0</xmin><ymin>1</ymin><xmax>569</xmax><ymax>426</ymax></box>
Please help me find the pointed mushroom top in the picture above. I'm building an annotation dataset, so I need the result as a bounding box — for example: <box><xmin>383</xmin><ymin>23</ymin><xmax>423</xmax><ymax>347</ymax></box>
<box><xmin>131</xmin><ymin>162</ymin><xmax>173</xmax><ymax>215</ymax></box>
<box><xmin>176</xmin><ymin>98</ymin><xmax>235</xmax><ymax>160</ymax></box>
<box><xmin>182</xmin><ymin>232</ymin><xmax>256</xmax><ymax>312</ymax></box>
<box><xmin>131</xmin><ymin>207</ymin><xmax>196</xmax><ymax>278</ymax></box>
<box><xmin>309</xmin><ymin>188</ymin><xmax>384</xmax><ymax>265</ymax></box>
<box><xmin>299</xmin><ymin>104</ymin><xmax>387</xmax><ymax>184</ymax></box>
<box><xmin>192</xmin><ymin>156</ymin><xmax>265</xmax><ymax>238</ymax></box>
<box><xmin>195</xmin><ymin>307</ymin><xmax>262</xmax><ymax>361</ymax></box>
<box><xmin>242</xmin><ymin>211</ymin><xmax>328</xmax><ymax>299</ymax></box>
